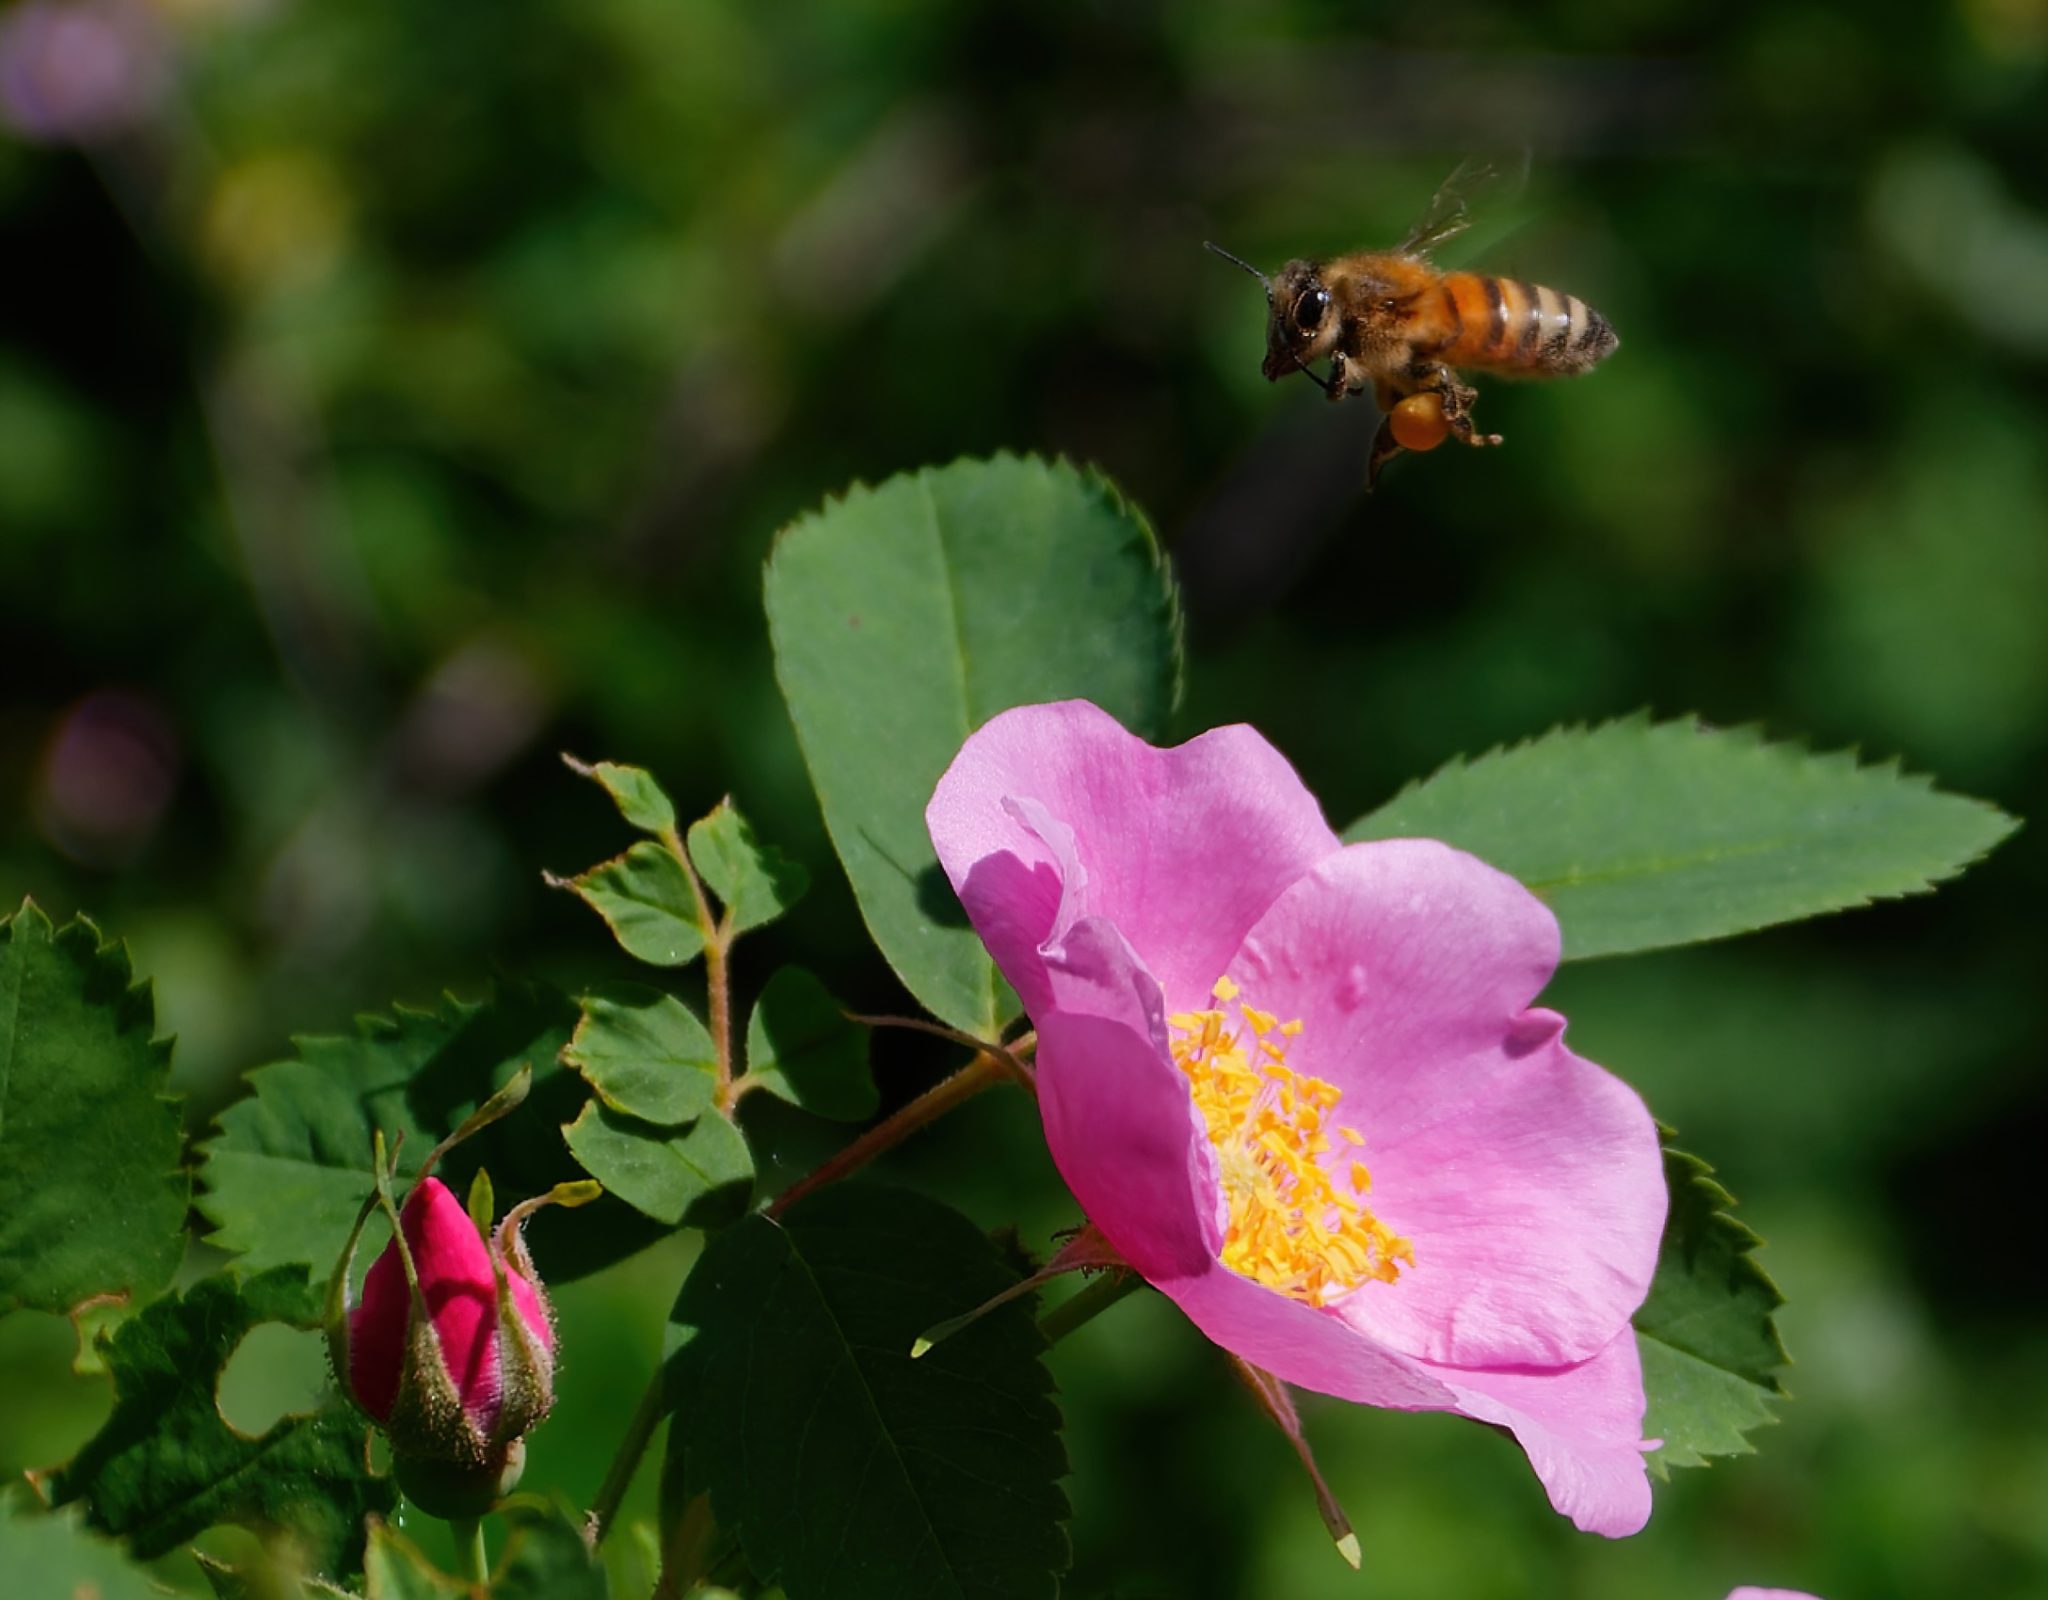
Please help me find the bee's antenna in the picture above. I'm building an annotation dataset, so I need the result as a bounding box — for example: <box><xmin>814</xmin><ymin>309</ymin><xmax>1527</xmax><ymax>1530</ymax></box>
<box><xmin>1202</xmin><ymin>240</ymin><xmax>1271</xmax><ymax>292</ymax></box>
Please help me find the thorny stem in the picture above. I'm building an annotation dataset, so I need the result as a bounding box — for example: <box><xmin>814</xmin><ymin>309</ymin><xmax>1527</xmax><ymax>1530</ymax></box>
<box><xmin>660</xmin><ymin>825</ymin><xmax>734</xmax><ymax>1101</ymax></box>
<box><xmin>765</xmin><ymin>1042</ymin><xmax>1032</xmax><ymax>1220</ymax></box>
<box><xmin>1037</xmin><ymin>1270</ymin><xmax>1141</xmax><ymax>1348</ymax></box>
<box><xmin>585</xmin><ymin>1364</ymin><xmax>671</xmax><ymax>1549</ymax></box>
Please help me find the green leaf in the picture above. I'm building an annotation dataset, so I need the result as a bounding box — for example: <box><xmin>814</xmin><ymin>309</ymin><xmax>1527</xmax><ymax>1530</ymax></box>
<box><xmin>564</xmin><ymin>982</ymin><xmax>719</xmax><ymax>1125</ymax></box>
<box><xmin>0</xmin><ymin>1492</ymin><xmax>163</xmax><ymax>1600</ymax></box>
<box><xmin>562</xmin><ymin>1101</ymin><xmax>753</xmax><ymax>1228</ymax></box>
<box><xmin>566</xmin><ymin>754</ymin><xmax>678</xmax><ymax>835</ymax></box>
<box><xmin>1634</xmin><ymin>1140</ymin><xmax>1790</xmax><ymax>1477</ymax></box>
<box><xmin>668</xmin><ymin>1186</ymin><xmax>1070</xmax><ymax>1600</ymax></box>
<box><xmin>199</xmin><ymin>982</ymin><xmax>660</xmax><ymax>1285</ymax></box>
<box><xmin>49</xmin><ymin>1265</ymin><xmax>396</xmax><ymax>1576</ymax></box>
<box><xmin>490</xmin><ymin>1498</ymin><xmax>610</xmax><ymax>1600</ymax></box>
<box><xmin>687</xmin><ymin>801</ymin><xmax>809</xmax><ymax>934</ymax></box>
<box><xmin>743</xmin><ymin>967</ymin><xmax>875</xmax><ymax>1122</ymax></box>
<box><xmin>550</xmin><ymin>842</ymin><xmax>706</xmax><ymax>967</ymax></box>
<box><xmin>363</xmin><ymin>1517</ymin><xmax>466</xmax><ymax>1598</ymax></box>
<box><xmin>1343</xmin><ymin>715</ymin><xmax>2018</xmax><ymax>960</ymax></box>
<box><xmin>765</xmin><ymin>454</ymin><xmax>1181</xmax><ymax>1033</ymax></box>
<box><xmin>0</xmin><ymin>901</ymin><xmax>187</xmax><ymax>1316</ymax></box>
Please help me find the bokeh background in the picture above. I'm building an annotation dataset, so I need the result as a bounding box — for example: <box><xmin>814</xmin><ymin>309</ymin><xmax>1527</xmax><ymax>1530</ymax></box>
<box><xmin>2</xmin><ymin>0</ymin><xmax>2046</xmax><ymax>1595</ymax></box>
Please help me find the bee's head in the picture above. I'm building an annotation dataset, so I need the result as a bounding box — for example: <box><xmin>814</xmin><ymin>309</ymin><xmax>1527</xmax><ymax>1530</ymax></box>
<box><xmin>1261</xmin><ymin>260</ymin><xmax>1336</xmax><ymax>382</ymax></box>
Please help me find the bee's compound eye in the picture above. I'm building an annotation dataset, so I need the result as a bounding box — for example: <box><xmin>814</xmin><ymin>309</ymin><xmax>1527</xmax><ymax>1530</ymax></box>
<box><xmin>1292</xmin><ymin>288</ymin><xmax>1329</xmax><ymax>333</ymax></box>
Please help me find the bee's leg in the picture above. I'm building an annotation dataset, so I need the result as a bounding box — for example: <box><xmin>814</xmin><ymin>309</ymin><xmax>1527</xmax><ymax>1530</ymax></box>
<box><xmin>1324</xmin><ymin>350</ymin><xmax>1357</xmax><ymax>403</ymax></box>
<box><xmin>1366</xmin><ymin>415</ymin><xmax>1405</xmax><ymax>491</ymax></box>
<box><xmin>1409</xmin><ymin>363</ymin><xmax>1503</xmax><ymax>447</ymax></box>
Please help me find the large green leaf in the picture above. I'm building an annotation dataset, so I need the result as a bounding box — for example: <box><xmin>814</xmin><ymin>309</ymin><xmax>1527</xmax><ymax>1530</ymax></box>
<box><xmin>0</xmin><ymin>1492</ymin><xmax>163</xmax><ymax>1600</ymax></box>
<box><xmin>49</xmin><ymin>1265</ymin><xmax>396</xmax><ymax>1576</ymax></box>
<box><xmin>0</xmin><ymin>902</ymin><xmax>186</xmax><ymax>1316</ymax></box>
<box><xmin>668</xmin><ymin>1185</ymin><xmax>1069</xmax><ymax>1600</ymax></box>
<box><xmin>1344</xmin><ymin>715</ymin><xmax>2017</xmax><ymax>960</ymax></box>
<box><xmin>1634</xmin><ymin>1141</ymin><xmax>1789</xmax><ymax>1477</ymax></box>
<box><xmin>198</xmin><ymin>982</ymin><xmax>658</xmax><ymax>1285</ymax></box>
<box><xmin>766</xmin><ymin>454</ymin><xmax>1181</xmax><ymax>1033</ymax></box>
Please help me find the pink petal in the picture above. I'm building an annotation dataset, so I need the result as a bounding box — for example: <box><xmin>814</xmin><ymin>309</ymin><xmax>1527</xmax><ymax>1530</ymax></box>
<box><xmin>1727</xmin><ymin>1590</ymin><xmax>1825</xmax><ymax>1599</ymax></box>
<box><xmin>1429</xmin><ymin>1327</ymin><xmax>1655</xmax><ymax>1538</ymax></box>
<box><xmin>1159</xmin><ymin>1258</ymin><xmax>1655</xmax><ymax>1541</ymax></box>
<box><xmin>1159</xmin><ymin>1264</ymin><xmax>1454</xmax><ymax>1412</ymax></box>
<box><xmin>1031</xmin><ymin>918</ymin><xmax>1217</xmax><ymax>1282</ymax></box>
<box><xmin>926</xmin><ymin>701</ymin><xmax>1340</xmax><ymax>1018</ymax></box>
<box><xmin>1229</xmin><ymin>841</ymin><xmax>1664</xmax><ymax>1368</ymax></box>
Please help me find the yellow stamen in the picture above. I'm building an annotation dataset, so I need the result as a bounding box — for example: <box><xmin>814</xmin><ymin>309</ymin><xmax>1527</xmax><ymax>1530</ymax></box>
<box><xmin>1171</xmin><ymin>978</ymin><xmax>1412</xmax><ymax>1306</ymax></box>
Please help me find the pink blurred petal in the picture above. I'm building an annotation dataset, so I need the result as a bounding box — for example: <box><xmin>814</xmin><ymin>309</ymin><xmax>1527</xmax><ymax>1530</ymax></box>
<box><xmin>927</xmin><ymin>700</ymin><xmax>1340</xmax><ymax>1016</ymax></box>
<box><xmin>1727</xmin><ymin>1590</ymin><xmax>1824</xmax><ymax>1599</ymax></box>
<box><xmin>1229</xmin><ymin>841</ymin><xmax>1663</xmax><ymax>1368</ymax></box>
<box><xmin>1428</xmin><ymin>1328</ymin><xmax>1655</xmax><ymax>1537</ymax></box>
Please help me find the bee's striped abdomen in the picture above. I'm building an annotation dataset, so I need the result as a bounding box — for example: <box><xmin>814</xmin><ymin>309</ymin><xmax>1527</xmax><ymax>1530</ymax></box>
<box><xmin>1437</xmin><ymin>272</ymin><xmax>1617</xmax><ymax>376</ymax></box>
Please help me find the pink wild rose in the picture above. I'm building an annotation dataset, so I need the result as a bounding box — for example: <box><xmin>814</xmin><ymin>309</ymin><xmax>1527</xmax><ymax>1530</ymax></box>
<box><xmin>927</xmin><ymin>701</ymin><xmax>1669</xmax><ymax>1536</ymax></box>
<box><xmin>348</xmin><ymin>1175</ymin><xmax>556</xmax><ymax>1510</ymax></box>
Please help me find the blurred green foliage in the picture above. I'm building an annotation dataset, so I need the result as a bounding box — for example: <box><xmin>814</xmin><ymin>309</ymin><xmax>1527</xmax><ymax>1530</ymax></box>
<box><xmin>2</xmin><ymin>0</ymin><xmax>2044</xmax><ymax>1595</ymax></box>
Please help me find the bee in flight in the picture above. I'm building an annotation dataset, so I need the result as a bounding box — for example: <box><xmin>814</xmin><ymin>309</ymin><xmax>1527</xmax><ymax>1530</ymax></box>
<box><xmin>1209</xmin><ymin>171</ymin><xmax>1618</xmax><ymax>487</ymax></box>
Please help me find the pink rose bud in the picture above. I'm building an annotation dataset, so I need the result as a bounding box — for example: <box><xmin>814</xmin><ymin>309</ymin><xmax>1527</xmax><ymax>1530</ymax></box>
<box><xmin>343</xmin><ymin>1176</ymin><xmax>558</xmax><ymax>1517</ymax></box>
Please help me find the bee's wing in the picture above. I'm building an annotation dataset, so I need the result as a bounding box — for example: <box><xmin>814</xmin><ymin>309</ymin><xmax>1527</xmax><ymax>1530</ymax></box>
<box><xmin>1397</xmin><ymin>153</ymin><xmax>1530</xmax><ymax>255</ymax></box>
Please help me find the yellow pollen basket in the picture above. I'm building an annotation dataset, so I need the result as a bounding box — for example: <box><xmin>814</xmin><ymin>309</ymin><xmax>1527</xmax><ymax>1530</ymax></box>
<box><xmin>1169</xmin><ymin>976</ymin><xmax>1413</xmax><ymax>1307</ymax></box>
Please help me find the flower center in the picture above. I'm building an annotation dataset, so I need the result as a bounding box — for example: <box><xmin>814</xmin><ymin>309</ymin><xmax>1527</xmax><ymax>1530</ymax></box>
<box><xmin>1170</xmin><ymin>976</ymin><xmax>1412</xmax><ymax>1307</ymax></box>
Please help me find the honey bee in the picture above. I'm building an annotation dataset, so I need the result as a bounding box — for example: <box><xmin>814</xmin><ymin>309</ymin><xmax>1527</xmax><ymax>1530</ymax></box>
<box><xmin>1209</xmin><ymin>173</ymin><xmax>1617</xmax><ymax>487</ymax></box>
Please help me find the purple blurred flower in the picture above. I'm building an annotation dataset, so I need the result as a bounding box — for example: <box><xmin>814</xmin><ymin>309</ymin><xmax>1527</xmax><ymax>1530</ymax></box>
<box><xmin>34</xmin><ymin>690</ymin><xmax>180</xmax><ymax>866</ymax></box>
<box><xmin>0</xmin><ymin>0</ymin><xmax>168</xmax><ymax>145</ymax></box>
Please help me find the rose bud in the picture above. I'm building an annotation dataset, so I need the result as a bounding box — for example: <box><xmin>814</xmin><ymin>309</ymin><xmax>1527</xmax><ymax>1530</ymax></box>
<box><xmin>345</xmin><ymin>1174</ymin><xmax>557</xmax><ymax>1516</ymax></box>
<box><xmin>324</xmin><ymin>1092</ymin><xmax>600</xmax><ymax>1519</ymax></box>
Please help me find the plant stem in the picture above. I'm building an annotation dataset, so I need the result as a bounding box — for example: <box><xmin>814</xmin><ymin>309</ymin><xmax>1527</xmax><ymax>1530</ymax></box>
<box><xmin>661</xmin><ymin>825</ymin><xmax>733</xmax><ymax>1098</ymax></box>
<box><xmin>766</xmin><ymin>1050</ymin><xmax>1013</xmax><ymax>1219</ymax></box>
<box><xmin>1038</xmin><ymin>1271</ymin><xmax>1140</xmax><ymax>1347</ymax></box>
<box><xmin>450</xmin><ymin>1516</ymin><xmax>488</xmax><ymax>1584</ymax></box>
<box><xmin>586</xmin><ymin>1364</ymin><xmax>671</xmax><ymax>1548</ymax></box>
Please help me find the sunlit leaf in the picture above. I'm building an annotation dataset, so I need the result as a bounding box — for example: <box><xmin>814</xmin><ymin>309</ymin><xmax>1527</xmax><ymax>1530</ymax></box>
<box><xmin>564</xmin><ymin>982</ymin><xmax>719</xmax><ymax>1125</ymax></box>
<box><xmin>668</xmin><ymin>1185</ymin><xmax>1070</xmax><ymax>1600</ymax></box>
<box><xmin>565</xmin><ymin>754</ymin><xmax>679</xmax><ymax>836</ymax></box>
<box><xmin>1635</xmin><ymin>1140</ymin><xmax>1789</xmax><ymax>1477</ymax></box>
<box><xmin>364</xmin><ymin>1517</ymin><xmax>466</xmax><ymax>1598</ymax></box>
<box><xmin>688</xmin><ymin>801</ymin><xmax>809</xmax><ymax>935</ymax></box>
<box><xmin>0</xmin><ymin>902</ymin><xmax>186</xmax><ymax>1317</ymax></box>
<box><xmin>561</xmin><ymin>1101</ymin><xmax>753</xmax><ymax>1228</ymax></box>
<box><xmin>49</xmin><ymin>1266</ymin><xmax>395</xmax><ymax>1577</ymax></box>
<box><xmin>549</xmin><ymin>842</ymin><xmax>706</xmax><ymax>967</ymax></box>
<box><xmin>0</xmin><ymin>1492</ymin><xmax>162</xmax><ymax>1600</ymax></box>
<box><xmin>490</xmin><ymin>1498</ymin><xmax>609</xmax><ymax>1600</ymax></box>
<box><xmin>198</xmin><ymin>982</ymin><xmax>658</xmax><ymax>1285</ymax></box>
<box><xmin>766</xmin><ymin>454</ymin><xmax>1181</xmax><ymax>1033</ymax></box>
<box><xmin>1344</xmin><ymin>715</ymin><xmax>2017</xmax><ymax>960</ymax></box>
<box><xmin>743</xmin><ymin>967</ymin><xmax>875</xmax><ymax>1122</ymax></box>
